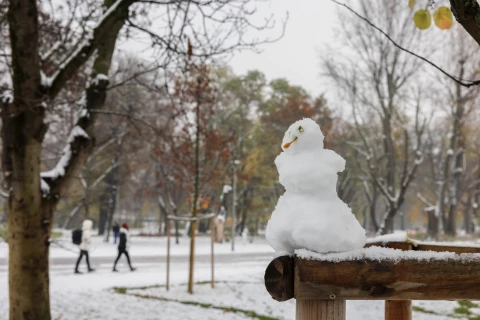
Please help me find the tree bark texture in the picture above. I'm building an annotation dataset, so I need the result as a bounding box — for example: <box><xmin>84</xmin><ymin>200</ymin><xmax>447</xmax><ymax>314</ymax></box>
<box><xmin>450</xmin><ymin>0</ymin><xmax>480</xmax><ymax>47</ymax></box>
<box><xmin>5</xmin><ymin>0</ymin><xmax>129</xmax><ymax>317</ymax></box>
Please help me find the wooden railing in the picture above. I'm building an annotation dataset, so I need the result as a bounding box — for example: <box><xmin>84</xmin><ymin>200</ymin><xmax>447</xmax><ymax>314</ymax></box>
<box><xmin>264</xmin><ymin>239</ymin><xmax>480</xmax><ymax>320</ymax></box>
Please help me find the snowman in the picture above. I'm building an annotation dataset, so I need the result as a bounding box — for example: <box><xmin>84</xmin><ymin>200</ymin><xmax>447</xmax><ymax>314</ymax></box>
<box><xmin>265</xmin><ymin>118</ymin><xmax>366</xmax><ymax>254</ymax></box>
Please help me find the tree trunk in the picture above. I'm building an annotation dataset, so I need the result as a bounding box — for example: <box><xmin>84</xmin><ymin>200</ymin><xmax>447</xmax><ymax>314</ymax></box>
<box><xmin>361</xmin><ymin>206</ymin><xmax>367</xmax><ymax>229</ymax></box>
<box><xmin>6</xmin><ymin>0</ymin><xmax>51</xmax><ymax>316</ymax></box>
<box><xmin>105</xmin><ymin>188</ymin><xmax>117</xmax><ymax>242</ymax></box>
<box><xmin>464</xmin><ymin>205</ymin><xmax>473</xmax><ymax>234</ymax></box>
<box><xmin>2</xmin><ymin>200</ymin><xmax>8</xmax><ymax>223</ymax></box>
<box><xmin>370</xmin><ymin>184</ymin><xmax>379</xmax><ymax>232</ymax></box>
<box><xmin>383</xmin><ymin>213</ymin><xmax>394</xmax><ymax>234</ymax></box>
<box><xmin>158</xmin><ymin>199</ymin><xmax>168</xmax><ymax>235</ymax></box>
<box><xmin>98</xmin><ymin>192</ymin><xmax>110</xmax><ymax>235</ymax></box>
<box><xmin>175</xmin><ymin>220</ymin><xmax>180</xmax><ymax>244</ymax></box>
<box><xmin>8</xmin><ymin>202</ymin><xmax>54</xmax><ymax>320</ymax></box>
<box><xmin>427</xmin><ymin>211</ymin><xmax>439</xmax><ymax>240</ymax></box>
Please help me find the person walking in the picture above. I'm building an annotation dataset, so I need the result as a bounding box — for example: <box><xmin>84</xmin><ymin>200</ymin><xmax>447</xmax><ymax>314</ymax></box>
<box><xmin>113</xmin><ymin>223</ymin><xmax>136</xmax><ymax>272</ymax></box>
<box><xmin>112</xmin><ymin>222</ymin><xmax>120</xmax><ymax>244</ymax></box>
<box><xmin>75</xmin><ymin>219</ymin><xmax>95</xmax><ymax>274</ymax></box>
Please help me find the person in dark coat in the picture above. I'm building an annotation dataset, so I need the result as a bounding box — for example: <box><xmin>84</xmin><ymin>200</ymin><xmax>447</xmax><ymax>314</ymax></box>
<box><xmin>112</xmin><ymin>222</ymin><xmax>120</xmax><ymax>244</ymax></box>
<box><xmin>113</xmin><ymin>223</ymin><xmax>136</xmax><ymax>272</ymax></box>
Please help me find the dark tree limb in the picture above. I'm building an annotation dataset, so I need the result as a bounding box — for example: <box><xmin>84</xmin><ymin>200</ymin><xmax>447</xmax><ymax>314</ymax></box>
<box><xmin>450</xmin><ymin>0</ymin><xmax>480</xmax><ymax>47</ymax></box>
<box><xmin>47</xmin><ymin>0</ymin><xmax>135</xmax><ymax>99</ymax></box>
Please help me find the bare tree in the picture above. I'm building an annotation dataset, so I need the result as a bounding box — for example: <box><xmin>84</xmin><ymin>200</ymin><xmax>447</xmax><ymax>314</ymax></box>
<box><xmin>321</xmin><ymin>0</ymin><xmax>431</xmax><ymax>235</ymax></box>
<box><xmin>1</xmin><ymin>0</ymin><xmax>281</xmax><ymax>317</ymax></box>
<box><xmin>417</xmin><ymin>28</ymin><xmax>480</xmax><ymax>238</ymax></box>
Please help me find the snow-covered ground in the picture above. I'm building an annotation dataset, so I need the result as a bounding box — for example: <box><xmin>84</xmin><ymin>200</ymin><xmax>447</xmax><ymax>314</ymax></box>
<box><xmin>0</xmin><ymin>235</ymin><xmax>472</xmax><ymax>319</ymax></box>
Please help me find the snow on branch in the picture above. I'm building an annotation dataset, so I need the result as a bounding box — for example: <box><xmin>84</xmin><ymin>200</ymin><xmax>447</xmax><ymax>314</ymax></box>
<box><xmin>417</xmin><ymin>192</ymin><xmax>433</xmax><ymax>207</ymax></box>
<box><xmin>0</xmin><ymin>90</ymin><xmax>13</xmax><ymax>104</ymax></box>
<box><xmin>41</xmin><ymin>126</ymin><xmax>89</xmax><ymax>182</ymax></box>
<box><xmin>46</xmin><ymin>0</ymin><xmax>135</xmax><ymax>99</ymax></box>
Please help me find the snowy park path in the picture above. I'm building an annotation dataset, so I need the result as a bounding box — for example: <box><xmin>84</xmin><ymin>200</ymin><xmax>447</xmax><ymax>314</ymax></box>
<box><xmin>0</xmin><ymin>236</ymin><xmax>474</xmax><ymax>319</ymax></box>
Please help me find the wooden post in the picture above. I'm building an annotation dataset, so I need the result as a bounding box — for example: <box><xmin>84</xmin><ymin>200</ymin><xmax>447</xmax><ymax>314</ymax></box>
<box><xmin>380</xmin><ymin>243</ymin><xmax>413</xmax><ymax>320</ymax></box>
<box><xmin>296</xmin><ymin>300</ymin><xmax>346</xmax><ymax>320</ymax></box>
<box><xmin>385</xmin><ymin>300</ymin><xmax>412</xmax><ymax>320</ymax></box>
<box><xmin>166</xmin><ymin>218</ymin><xmax>171</xmax><ymax>291</ymax></box>
<box><xmin>210</xmin><ymin>216</ymin><xmax>215</xmax><ymax>288</ymax></box>
<box><xmin>188</xmin><ymin>218</ymin><xmax>197</xmax><ymax>293</ymax></box>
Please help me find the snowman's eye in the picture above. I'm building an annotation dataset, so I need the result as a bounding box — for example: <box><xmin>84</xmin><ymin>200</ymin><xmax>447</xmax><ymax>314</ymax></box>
<box><xmin>298</xmin><ymin>126</ymin><xmax>304</xmax><ymax>133</ymax></box>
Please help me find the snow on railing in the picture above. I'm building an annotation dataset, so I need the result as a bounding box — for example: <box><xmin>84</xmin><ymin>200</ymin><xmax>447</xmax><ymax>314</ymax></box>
<box><xmin>265</xmin><ymin>238</ymin><xmax>480</xmax><ymax>320</ymax></box>
<box><xmin>295</xmin><ymin>245</ymin><xmax>480</xmax><ymax>263</ymax></box>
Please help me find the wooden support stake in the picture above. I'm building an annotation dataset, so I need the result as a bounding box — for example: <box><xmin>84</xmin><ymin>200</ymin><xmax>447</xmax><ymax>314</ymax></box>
<box><xmin>166</xmin><ymin>218</ymin><xmax>171</xmax><ymax>291</ymax></box>
<box><xmin>210</xmin><ymin>216</ymin><xmax>215</xmax><ymax>288</ymax></box>
<box><xmin>296</xmin><ymin>299</ymin><xmax>346</xmax><ymax>320</ymax></box>
<box><xmin>188</xmin><ymin>219</ymin><xmax>197</xmax><ymax>294</ymax></box>
<box><xmin>385</xmin><ymin>300</ymin><xmax>412</xmax><ymax>320</ymax></box>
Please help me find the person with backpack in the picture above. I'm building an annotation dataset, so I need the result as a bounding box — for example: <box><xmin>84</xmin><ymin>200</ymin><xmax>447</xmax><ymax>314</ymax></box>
<box><xmin>74</xmin><ymin>219</ymin><xmax>95</xmax><ymax>274</ymax></box>
<box><xmin>113</xmin><ymin>223</ymin><xmax>136</xmax><ymax>272</ymax></box>
<box><xmin>112</xmin><ymin>222</ymin><xmax>120</xmax><ymax>244</ymax></box>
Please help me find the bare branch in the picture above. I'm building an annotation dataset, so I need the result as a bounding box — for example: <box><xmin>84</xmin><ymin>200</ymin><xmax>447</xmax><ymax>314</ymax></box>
<box><xmin>330</xmin><ymin>0</ymin><xmax>480</xmax><ymax>88</ymax></box>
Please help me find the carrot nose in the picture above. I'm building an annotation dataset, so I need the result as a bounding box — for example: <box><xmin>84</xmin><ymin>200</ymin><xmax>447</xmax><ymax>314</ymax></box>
<box><xmin>283</xmin><ymin>136</ymin><xmax>297</xmax><ymax>149</ymax></box>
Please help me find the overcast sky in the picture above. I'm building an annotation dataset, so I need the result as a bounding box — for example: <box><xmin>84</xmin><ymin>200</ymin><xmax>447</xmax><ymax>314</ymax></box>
<box><xmin>119</xmin><ymin>1</ymin><xmax>340</xmax><ymax>98</ymax></box>
<box><xmin>228</xmin><ymin>0</ymin><xmax>338</xmax><ymax>97</ymax></box>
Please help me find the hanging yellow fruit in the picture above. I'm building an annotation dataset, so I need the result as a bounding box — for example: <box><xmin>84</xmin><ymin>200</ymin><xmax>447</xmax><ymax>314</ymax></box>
<box><xmin>408</xmin><ymin>0</ymin><xmax>416</xmax><ymax>11</ymax></box>
<box><xmin>433</xmin><ymin>6</ymin><xmax>453</xmax><ymax>30</ymax></box>
<box><xmin>413</xmin><ymin>9</ymin><xmax>431</xmax><ymax>30</ymax></box>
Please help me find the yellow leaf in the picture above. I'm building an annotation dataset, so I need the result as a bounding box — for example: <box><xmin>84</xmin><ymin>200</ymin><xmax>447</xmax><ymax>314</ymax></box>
<box><xmin>433</xmin><ymin>6</ymin><xmax>453</xmax><ymax>30</ymax></box>
<box><xmin>413</xmin><ymin>9</ymin><xmax>431</xmax><ymax>30</ymax></box>
<box><xmin>408</xmin><ymin>0</ymin><xmax>416</xmax><ymax>11</ymax></box>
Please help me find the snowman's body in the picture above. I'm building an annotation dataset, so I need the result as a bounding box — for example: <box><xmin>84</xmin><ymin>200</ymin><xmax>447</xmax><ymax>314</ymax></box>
<box><xmin>266</xmin><ymin>118</ymin><xmax>366</xmax><ymax>254</ymax></box>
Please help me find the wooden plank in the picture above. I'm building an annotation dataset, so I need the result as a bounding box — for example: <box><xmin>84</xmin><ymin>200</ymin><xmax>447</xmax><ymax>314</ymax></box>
<box><xmin>385</xmin><ymin>300</ymin><xmax>412</xmax><ymax>320</ymax></box>
<box><xmin>294</xmin><ymin>256</ymin><xmax>480</xmax><ymax>300</ymax></box>
<box><xmin>264</xmin><ymin>256</ymin><xmax>294</xmax><ymax>301</ymax></box>
<box><xmin>366</xmin><ymin>240</ymin><xmax>480</xmax><ymax>254</ymax></box>
<box><xmin>296</xmin><ymin>300</ymin><xmax>346</xmax><ymax>320</ymax></box>
<box><xmin>414</xmin><ymin>244</ymin><xmax>480</xmax><ymax>254</ymax></box>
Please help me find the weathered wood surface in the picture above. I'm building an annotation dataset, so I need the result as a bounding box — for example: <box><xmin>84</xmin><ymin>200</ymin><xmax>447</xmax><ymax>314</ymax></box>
<box><xmin>385</xmin><ymin>300</ymin><xmax>412</xmax><ymax>320</ymax></box>
<box><xmin>264</xmin><ymin>256</ymin><xmax>294</xmax><ymax>301</ymax></box>
<box><xmin>294</xmin><ymin>256</ymin><xmax>480</xmax><ymax>300</ymax></box>
<box><xmin>296</xmin><ymin>300</ymin><xmax>345</xmax><ymax>320</ymax></box>
<box><xmin>366</xmin><ymin>241</ymin><xmax>480</xmax><ymax>254</ymax></box>
<box><xmin>365</xmin><ymin>242</ymin><xmax>412</xmax><ymax>250</ymax></box>
<box><xmin>414</xmin><ymin>244</ymin><xmax>480</xmax><ymax>254</ymax></box>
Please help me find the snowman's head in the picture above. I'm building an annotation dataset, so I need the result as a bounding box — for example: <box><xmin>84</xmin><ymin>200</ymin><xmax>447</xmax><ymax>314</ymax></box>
<box><xmin>281</xmin><ymin>118</ymin><xmax>324</xmax><ymax>153</ymax></box>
